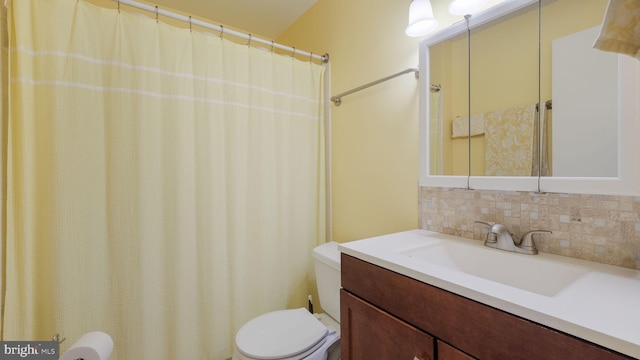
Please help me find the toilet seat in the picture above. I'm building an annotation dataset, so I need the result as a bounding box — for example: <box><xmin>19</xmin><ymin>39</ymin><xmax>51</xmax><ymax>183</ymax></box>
<box><xmin>235</xmin><ymin>308</ymin><xmax>330</xmax><ymax>360</ymax></box>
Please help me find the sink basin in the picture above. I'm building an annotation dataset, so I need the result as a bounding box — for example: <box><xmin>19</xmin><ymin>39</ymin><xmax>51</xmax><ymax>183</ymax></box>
<box><xmin>399</xmin><ymin>239</ymin><xmax>589</xmax><ymax>297</ymax></box>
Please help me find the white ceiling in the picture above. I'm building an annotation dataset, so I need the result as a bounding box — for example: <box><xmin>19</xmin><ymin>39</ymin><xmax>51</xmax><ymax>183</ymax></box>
<box><xmin>150</xmin><ymin>0</ymin><xmax>318</xmax><ymax>39</ymax></box>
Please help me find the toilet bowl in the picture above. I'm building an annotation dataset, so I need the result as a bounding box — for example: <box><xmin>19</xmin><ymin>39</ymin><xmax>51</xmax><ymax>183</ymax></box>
<box><xmin>232</xmin><ymin>242</ymin><xmax>341</xmax><ymax>360</ymax></box>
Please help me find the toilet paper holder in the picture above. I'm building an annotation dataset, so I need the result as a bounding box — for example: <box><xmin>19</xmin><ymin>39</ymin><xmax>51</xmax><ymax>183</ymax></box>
<box><xmin>55</xmin><ymin>330</ymin><xmax>114</xmax><ymax>360</ymax></box>
<box><xmin>53</xmin><ymin>333</ymin><xmax>89</xmax><ymax>360</ymax></box>
<box><xmin>52</xmin><ymin>333</ymin><xmax>66</xmax><ymax>344</ymax></box>
<box><xmin>55</xmin><ymin>334</ymin><xmax>90</xmax><ymax>360</ymax></box>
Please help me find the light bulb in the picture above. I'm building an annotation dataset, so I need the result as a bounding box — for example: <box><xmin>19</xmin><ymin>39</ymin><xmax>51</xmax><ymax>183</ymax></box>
<box><xmin>406</xmin><ymin>0</ymin><xmax>439</xmax><ymax>37</ymax></box>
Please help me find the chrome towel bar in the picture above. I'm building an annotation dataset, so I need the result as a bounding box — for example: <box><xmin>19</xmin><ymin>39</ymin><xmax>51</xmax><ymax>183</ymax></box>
<box><xmin>330</xmin><ymin>67</ymin><xmax>419</xmax><ymax>106</ymax></box>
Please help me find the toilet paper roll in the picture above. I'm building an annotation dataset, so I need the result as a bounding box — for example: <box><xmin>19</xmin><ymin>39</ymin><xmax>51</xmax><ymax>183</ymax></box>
<box><xmin>59</xmin><ymin>331</ymin><xmax>114</xmax><ymax>360</ymax></box>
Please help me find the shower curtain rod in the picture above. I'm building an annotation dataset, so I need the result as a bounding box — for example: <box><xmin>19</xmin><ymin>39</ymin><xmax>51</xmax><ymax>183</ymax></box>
<box><xmin>330</xmin><ymin>67</ymin><xmax>419</xmax><ymax>106</ymax></box>
<box><xmin>112</xmin><ymin>0</ymin><xmax>329</xmax><ymax>63</ymax></box>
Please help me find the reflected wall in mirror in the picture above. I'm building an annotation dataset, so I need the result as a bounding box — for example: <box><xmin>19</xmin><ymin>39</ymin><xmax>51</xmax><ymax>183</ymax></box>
<box><xmin>429</xmin><ymin>33</ymin><xmax>469</xmax><ymax>176</ymax></box>
<box><xmin>540</xmin><ymin>0</ymin><xmax>621</xmax><ymax>177</ymax></box>
<box><xmin>469</xmin><ymin>4</ymin><xmax>539</xmax><ymax>177</ymax></box>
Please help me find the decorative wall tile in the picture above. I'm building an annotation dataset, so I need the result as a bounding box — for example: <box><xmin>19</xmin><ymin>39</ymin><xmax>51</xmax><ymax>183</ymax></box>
<box><xmin>419</xmin><ymin>187</ymin><xmax>640</xmax><ymax>269</ymax></box>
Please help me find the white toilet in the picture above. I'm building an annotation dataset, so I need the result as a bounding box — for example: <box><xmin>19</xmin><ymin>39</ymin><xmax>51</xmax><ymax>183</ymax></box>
<box><xmin>232</xmin><ymin>242</ymin><xmax>341</xmax><ymax>360</ymax></box>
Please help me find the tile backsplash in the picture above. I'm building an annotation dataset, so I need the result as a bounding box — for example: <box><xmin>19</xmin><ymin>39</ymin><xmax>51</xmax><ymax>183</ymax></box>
<box><xmin>419</xmin><ymin>186</ymin><xmax>640</xmax><ymax>270</ymax></box>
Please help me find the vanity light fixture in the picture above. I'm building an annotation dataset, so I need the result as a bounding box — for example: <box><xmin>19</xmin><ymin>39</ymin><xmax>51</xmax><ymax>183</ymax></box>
<box><xmin>448</xmin><ymin>0</ymin><xmax>489</xmax><ymax>16</ymax></box>
<box><xmin>405</xmin><ymin>0</ymin><xmax>439</xmax><ymax>37</ymax></box>
<box><xmin>406</xmin><ymin>0</ymin><xmax>491</xmax><ymax>37</ymax></box>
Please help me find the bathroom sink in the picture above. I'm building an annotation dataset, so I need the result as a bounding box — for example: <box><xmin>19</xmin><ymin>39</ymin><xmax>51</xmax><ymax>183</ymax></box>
<box><xmin>398</xmin><ymin>239</ymin><xmax>589</xmax><ymax>297</ymax></box>
<box><xmin>340</xmin><ymin>230</ymin><xmax>640</xmax><ymax>358</ymax></box>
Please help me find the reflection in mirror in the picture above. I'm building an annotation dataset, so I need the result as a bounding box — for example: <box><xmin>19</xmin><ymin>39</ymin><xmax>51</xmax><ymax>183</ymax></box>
<box><xmin>427</xmin><ymin>0</ymin><xmax>623</xmax><ymax>178</ymax></box>
<box><xmin>420</xmin><ymin>0</ymin><xmax>640</xmax><ymax>195</ymax></box>
<box><xmin>468</xmin><ymin>3</ymin><xmax>539</xmax><ymax>177</ymax></box>
<box><xmin>429</xmin><ymin>33</ymin><xmax>469</xmax><ymax>176</ymax></box>
<box><xmin>540</xmin><ymin>0</ymin><xmax>618</xmax><ymax>177</ymax></box>
<box><xmin>428</xmin><ymin>2</ymin><xmax>540</xmax><ymax>177</ymax></box>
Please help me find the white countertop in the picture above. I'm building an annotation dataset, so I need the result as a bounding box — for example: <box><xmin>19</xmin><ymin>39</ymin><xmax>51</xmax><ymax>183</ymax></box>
<box><xmin>338</xmin><ymin>229</ymin><xmax>640</xmax><ymax>359</ymax></box>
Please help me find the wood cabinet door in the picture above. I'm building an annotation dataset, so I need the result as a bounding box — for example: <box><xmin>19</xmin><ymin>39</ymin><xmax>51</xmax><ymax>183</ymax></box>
<box><xmin>341</xmin><ymin>290</ymin><xmax>435</xmax><ymax>360</ymax></box>
<box><xmin>437</xmin><ymin>340</ymin><xmax>476</xmax><ymax>360</ymax></box>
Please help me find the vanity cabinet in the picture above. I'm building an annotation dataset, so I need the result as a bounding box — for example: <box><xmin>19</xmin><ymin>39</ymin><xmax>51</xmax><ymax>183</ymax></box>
<box><xmin>437</xmin><ymin>341</ymin><xmax>475</xmax><ymax>360</ymax></box>
<box><xmin>341</xmin><ymin>291</ymin><xmax>435</xmax><ymax>360</ymax></box>
<box><xmin>340</xmin><ymin>254</ymin><xmax>634</xmax><ymax>360</ymax></box>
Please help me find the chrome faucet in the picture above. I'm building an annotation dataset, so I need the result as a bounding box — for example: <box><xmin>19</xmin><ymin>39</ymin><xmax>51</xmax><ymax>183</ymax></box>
<box><xmin>489</xmin><ymin>223</ymin><xmax>517</xmax><ymax>252</ymax></box>
<box><xmin>475</xmin><ymin>221</ymin><xmax>551</xmax><ymax>255</ymax></box>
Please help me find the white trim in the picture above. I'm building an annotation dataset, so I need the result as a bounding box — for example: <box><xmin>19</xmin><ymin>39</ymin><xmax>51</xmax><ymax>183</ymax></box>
<box><xmin>420</xmin><ymin>0</ymin><xmax>538</xmax><ymax>47</ymax></box>
<box><xmin>469</xmin><ymin>176</ymin><xmax>538</xmax><ymax>192</ymax></box>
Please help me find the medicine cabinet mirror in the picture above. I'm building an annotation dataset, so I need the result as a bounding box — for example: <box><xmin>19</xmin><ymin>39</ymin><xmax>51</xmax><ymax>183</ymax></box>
<box><xmin>419</xmin><ymin>0</ymin><xmax>640</xmax><ymax>195</ymax></box>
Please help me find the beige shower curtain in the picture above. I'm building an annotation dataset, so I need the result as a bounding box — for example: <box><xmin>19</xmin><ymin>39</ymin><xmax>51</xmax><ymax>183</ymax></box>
<box><xmin>2</xmin><ymin>0</ymin><xmax>326</xmax><ymax>359</ymax></box>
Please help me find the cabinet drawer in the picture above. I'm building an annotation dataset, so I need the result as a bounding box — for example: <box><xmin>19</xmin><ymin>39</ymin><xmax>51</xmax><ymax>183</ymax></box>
<box><xmin>341</xmin><ymin>254</ymin><xmax>633</xmax><ymax>360</ymax></box>
<box><xmin>341</xmin><ymin>290</ymin><xmax>435</xmax><ymax>360</ymax></box>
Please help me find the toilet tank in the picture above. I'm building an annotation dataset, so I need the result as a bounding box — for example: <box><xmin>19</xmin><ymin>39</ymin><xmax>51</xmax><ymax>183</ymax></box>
<box><xmin>312</xmin><ymin>241</ymin><xmax>341</xmax><ymax>322</ymax></box>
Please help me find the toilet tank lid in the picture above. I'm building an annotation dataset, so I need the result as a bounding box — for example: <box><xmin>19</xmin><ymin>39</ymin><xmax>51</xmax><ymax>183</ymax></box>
<box><xmin>312</xmin><ymin>242</ymin><xmax>340</xmax><ymax>269</ymax></box>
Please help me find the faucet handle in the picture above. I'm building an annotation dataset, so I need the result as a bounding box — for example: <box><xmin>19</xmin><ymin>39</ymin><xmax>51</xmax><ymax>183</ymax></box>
<box><xmin>474</xmin><ymin>221</ymin><xmax>493</xmax><ymax>228</ymax></box>
<box><xmin>474</xmin><ymin>221</ymin><xmax>497</xmax><ymax>244</ymax></box>
<box><xmin>519</xmin><ymin>230</ymin><xmax>552</xmax><ymax>254</ymax></box>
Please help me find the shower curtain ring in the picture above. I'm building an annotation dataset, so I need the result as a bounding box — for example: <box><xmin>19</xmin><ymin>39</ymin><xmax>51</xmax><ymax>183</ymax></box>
<box><xmin>247</xmin><ymin>34</ymin><xmax>252</xmax><ymax>46</ymax></box>
<box><xmin>220</xmin><ymin>25</ymin><xmax>224</xmax><ymax>40</ymax></box>
<box><xmin>291</xmin><ymin>47</ymin><xmax>296</xmax><ymax>58</ymax></box>
<box><xmin>309</xmin><ymin>52</ymin><xmax>313</xmax><ymax>63</ymax></box>
<box><xmin>155</xmin><ymin>5</ymin><xmax>159</xmax><ymax>22</ymax></box>
<box><xmin>117</xmin><ymin>0</ymin><xmax>120</xmax><ymax>13</ymax></box>
<box><xmin>271</xmin><ymin>41</ymin><xmax>275</xmax><ymax>53</ymax></box>
<box><xmin>189</xmin><ymin>16</ymin><xmax>192</xmax><ymax>32</ymax></box>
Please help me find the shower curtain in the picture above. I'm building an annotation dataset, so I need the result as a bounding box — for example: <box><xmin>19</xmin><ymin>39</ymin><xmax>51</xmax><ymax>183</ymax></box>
<box><xmin>2</xmin><ymin>1</ymin><xmax>326</xmax><ymax>359</ymax></box>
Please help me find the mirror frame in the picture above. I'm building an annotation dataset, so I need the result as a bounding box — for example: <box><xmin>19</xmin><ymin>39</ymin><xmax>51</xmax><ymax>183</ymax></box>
<box><xmin>418</xmin><ymin>0</ymin><xmax>640</xmax><ymax>195</ymax></box>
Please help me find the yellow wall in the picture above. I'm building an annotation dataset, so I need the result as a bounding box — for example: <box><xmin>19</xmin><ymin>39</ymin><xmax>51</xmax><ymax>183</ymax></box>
<box><xmin>277</xmin><ymin>0</ymin><xmax>422</xmax><ymax>242</ymax></box>
<box><xmin>429</xmin><ymin>35</ymin><xmax>470</xmax><ymax>176</ymax></box>
<box><xmin>276</xmin><ymin>0</ymin><xmax>509</xmax><ymax>242</ymax></box>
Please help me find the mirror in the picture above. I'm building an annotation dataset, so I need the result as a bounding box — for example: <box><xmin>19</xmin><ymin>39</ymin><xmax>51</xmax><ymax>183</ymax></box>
<box><xmin>469</xmin><ymin>3</ymin><xmax>539</xmax><ymax>177</ymax></box>
<box><xmin>540</xmin><ymin>0</ymin><xmax>625</xmax><ymax>178</ymax></box>
<box><xmin>428</xmin><ymin>32</ymin><xmax>469</xmax><ymax>176</ymax></box>
<box><xmin>419</xmin><ymin>0</ymin><xmax>640</xmax><ymax>194</ymax></box>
